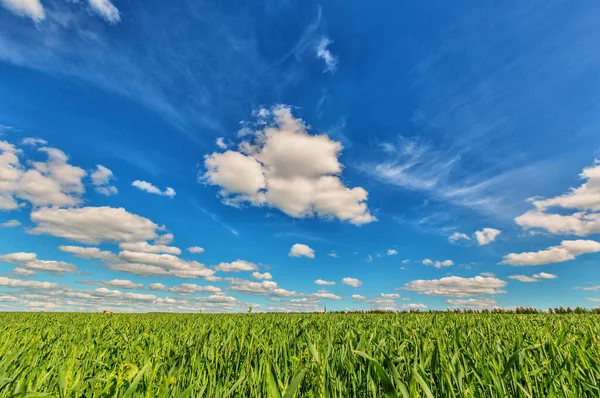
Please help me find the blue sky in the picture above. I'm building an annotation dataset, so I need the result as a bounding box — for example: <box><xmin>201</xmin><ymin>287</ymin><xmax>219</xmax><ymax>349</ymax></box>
<box><xmin>1</xmin><ymin>0</ymin><xmax>600</xmax><ymax>312</ymax></box>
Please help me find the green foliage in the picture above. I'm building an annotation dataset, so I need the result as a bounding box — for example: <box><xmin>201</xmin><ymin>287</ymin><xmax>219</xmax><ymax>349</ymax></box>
<box><xmin>0</xmin><ymin>313</ymin><xmax>599</xmax><ymax>396</ymax></box>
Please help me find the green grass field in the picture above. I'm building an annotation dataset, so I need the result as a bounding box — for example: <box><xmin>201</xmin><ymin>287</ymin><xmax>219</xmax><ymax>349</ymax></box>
<box><xmin>1</xmin><ymin>313</ymin><xmax>599</xmax><ymax>397</ymax></box>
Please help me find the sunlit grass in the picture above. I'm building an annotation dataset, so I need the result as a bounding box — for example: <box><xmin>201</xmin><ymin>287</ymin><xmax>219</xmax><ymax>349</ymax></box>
<box><xmin>0</xmin><ymin>313</ymin><xmax>599</xmax><ymax>397</ymax></box>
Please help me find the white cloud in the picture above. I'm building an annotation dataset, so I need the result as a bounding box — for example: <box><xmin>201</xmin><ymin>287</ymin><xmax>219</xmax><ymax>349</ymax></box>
<box><xmin>226</xmin><ymin>278</ymin><xmax>299</xmax><ymax>297</ymax></box>
<box><xmin>575</xmin><ymin>285</ymin><xmax>600</xmax><ymax>292</ymax></box>
<box><xmin>21</xmin><ymin>137</ymin><xmax>47</xmax><ymax>146</ymax></box>
<box><xmin>83</xmin><ymin>279</ymin><xmax>143</xmax><ymax>289</ymax></box>
<box><xmin>118</xmin><ymin>241</ymin><xmax>181</xmax><ymax>255</ymax></box>
<box><xmin>386</xmin><ymin>249</ymin><xmax>398</xmax><ymax>256</ymax></box>
<box><xmin>422</xmin><ymin>258</ymin><xmax>454</xmax><ymax>268</ymax></box>
<box><xmin>366</xmin><ymin>255</ymin><xmax>373</xmax><ymax>262</ymax></box>
<box><xmin>167</xmin><ymin>283</ymin><xmax>221</xmax><ymax>295</ymax></box>
<box><xmin>403</xmin><ymin>276</ymin><xmax>507</xmax><ymax>297</ymax></box>
<box><xmin>328</xmin><ymin>251</ymin><xmax>338</xmax><ymax>258</ymax></box>
<box><xmin>132</xmin><ymin>180</ymin><xmax>176</xmax><ymax>198</ymax></box>
<box><xmin>402</xmin><ymin>259</ymin><xmax>410</xmax><ymax>264</ymax></box>
<box><xmin>0</xmin><ymin>0</ymin><xmax>45</xmax><ymax>21</ymax></box>
<box><xmin>216</xmin><ymin>137</ymin><xmax>228</xmax><ymax>149</ymax></box>
<box><xmin>87</xmin><ymin>0</ymin><xmax>120</xmax><ymax>23</ymax></box>
<box><xmin>446</xmin><ymin>298</ymin><xmax>498</xmax><ymax>310</ymax></box>
<box><xmin>380</xmin><ymin>293</ymin><xmax>401</xmax><ymax>299</ymax></box>
<box><xmin>29</xmin><ymin>206</ymin><xmax>161</xmax><ymax>244</ymax></box>
<box><xmin>311</xmin><ymin>289</ymin><xmax>342</xmax><ymax>300</ymax></box>
<box><xmin>117</xmin><ymin>250</ymin><xmax>215</xmax><ymax>279</ymax></box>
<box><xmin>289</xmin><ymin>243</ymin><xmax>315</xmax><ymax>259</ymax></box>
<box><xmin>1</xmin><ymin>219</ymin><xmax>20</xmax><ymax>227</ymax></box>
<box><xmin>154</xmin><ymin>234</ymin><xmax>173</xmax><ymax>245</ymax></box>
<box><xmin>474</xmin><ymin>228</ymin><xmax>501</xmax><ymax>245</ymax></box>
<box><xmin>251</xmin><ymin>271</ymin><xmax>272</xmax><ymax>280</ymax></box>
<box><xmin>147</xmin><ymin>283</ymin><xmax>166</xmax><ymax>290</ymax></box>
<box><xmin>315</xmin><ymin>279</ymin><xmax>335</xmax><ymax>286</ymax></box>
<box><xmin>480</xmin><ymin>272</ymin><xmax>496</xmax><ymax>277</ymax></box>
<box><xmin>12</xmin><ymin>267</ymin><xmax>35</xmax><ymax>276</ymax></box>
<box><xmin>91</xmin><ymin>165</ymin><xmax>117</xmax><ymax>196</ymax></box>
<box><xmin>501</xmin><ymin>240</ymin><xmax>600</xmax><ymax>266</ymax></box>
<box><xmin>216</xmin><ymin>260</ymin><xmax>258</xmax><ymax>272</ymax></box>
<box><xmin>0</xmin><ymin>276</ymin><xmax>60</xmax><ymax>289</ymax></box>
<box><xmin>188</xmin><ymin>246</ymin><xmax>204</xmax><ymax>254</ymax></box>
<box><xmin>202</xmin><ymin>106</ymin><xmax>375</xmax><ymax>225</ymax></box>
<box><xmin>516</xmin><ymin>162</ymin><xmax>600</xmax><ymax>236</ymax></box>
<box><xmin>341</xmin><ymin>277</ymin><xmax>362</xmax><ymax>287</ymax></box>
<box><xmin>0</xmin><ymin>252</ymin><xmax>80</xmax><ymax>274</ymax></box>
<box><xmin>316</xmin><ymin>37</ymin><xmax>338</xmax><ymax>73</ymax></box>
<box><xmin>58</xmin><ymin>245</ymin><xmax>116</xmax><ymax>260</ymax></box>
<box><xmin>449</xmin><ymin>232</ymin><xmax>470</xmax><ymax>243</ymax></box>
<box><xmin>508</xmin><ymin>272</ymin><xmax>558</xmax><ymax>283</ymax></box>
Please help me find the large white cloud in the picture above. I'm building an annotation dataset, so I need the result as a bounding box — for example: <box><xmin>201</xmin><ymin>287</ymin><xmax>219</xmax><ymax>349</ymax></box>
<box><xmin>202</xmin><ymin>106</ymin><xmax>375</xmax><ymax>225</ymax></box>
<box><xmin>0</xmin><ymin>0</ymin><xmax>45</xmax><ymax>21</ymax></box>
<box><xmin>215</xmin><ymin>260</ymin><xmax>258</xmax><ymax>272</ymax></box>
<box><xmin>474</xmin><ymin>228</ymin><xmax>501</xmax><ymax>245</ymax></box>
<box><xmin>501</xmin><ymin>240</ymin><xmax>600</xmax><ymax>266</ymax></box>
<box><xmin>0</xmin><ymin>252</ymin><xmax>80</xmax><ymax>274</ymax></box>
<box><xmin>117</xmin><ymin>250</ymin><xmax>215</xmax><ymax>278</ymax></box>
<box><xmin>289</xmin><ymin>243</ymin><xmax>315</xmax><ymax>259</ymax></box>
<box><xmin>516</xmin><ymin>162</ymin><xmax>600</xmax><ymax>236</ymax></box>
<box><xmin>118</xmin><ymin>241</ymin><xmax>181</xmax><ymax>255</ymax></box>
<box><xmin>0</xmin><ymin>276</ymin><xmax>59</xmax><ymax>289</ymax></box>
<box><xmin>403</xmin><ymin>276</ymin><xmax>507</xmax><ymax>297</ymax></box>
<box><xmin>29</xmin><ymin>206</ymin><xmax>161</xmax><ymax>244</ymax></box>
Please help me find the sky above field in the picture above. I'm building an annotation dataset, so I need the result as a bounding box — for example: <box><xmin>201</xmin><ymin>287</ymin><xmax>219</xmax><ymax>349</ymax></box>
<box><xmin>2</xmin><ymin>1</ymin><xmax>600</xmax><ymax>313</ymax></box>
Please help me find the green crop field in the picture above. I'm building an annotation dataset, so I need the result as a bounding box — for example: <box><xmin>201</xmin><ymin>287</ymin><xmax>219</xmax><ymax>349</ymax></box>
<box><xmin>1</xmin><ymin>313</ymin><xmax>599</xmax><ymax>397</ymax></box>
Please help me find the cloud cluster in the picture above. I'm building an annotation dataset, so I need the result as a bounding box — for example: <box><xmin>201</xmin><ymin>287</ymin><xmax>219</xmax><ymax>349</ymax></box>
<box><xmin>91</xmin><ymin>165</ymin><xmax>118</xmax><ymax>196</ymax></box>
<box><xmin>0</xmin><ymin>252</ymin><xmax>80</xmax><ymax>275</ymax></box>
<box><xmin>516</xmin><ymin>162</ymin><xmax>600</xmax><ymax>236</ymax></box>
<box><xmin>202</xmin><ymin>106</ymin><xmax>375</xmax><ymax>225</ymax></box>
<box><xmin>341</xmin><ymin>277</ymin><xmax>362</xmax><ymax>287</ymax></box>
<box><xmin>403</xmin><ymin>276</ymin><xmax>507</xmax><ymax>297</ymax></box>
<box><xmin>226</xmin><ymin>278</ymin><xmax>299</xmax><ymax>297</ymax></box>
<box><xmin>501</xmin><ymin>240</ymin><xmax>600</xmax><ymax>266</ymax></box>
<box><xmin>508</xmin><ymin>272</ymin><xmax>557</xmax><ymax>283</ymax></box>
<box><xmin>422</xmin><ymin>258</ymin><xmax>454</xmax><ymax>268</ymax></box>
<box><xmin>449</xmin><ymin>228</ymin><xmax>501</xmax><ymax>245</ymax></box>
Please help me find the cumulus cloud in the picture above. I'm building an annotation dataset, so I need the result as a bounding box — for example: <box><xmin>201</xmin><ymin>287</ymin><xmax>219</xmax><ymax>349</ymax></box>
<box><xmin>0</xmin><ymin>276</ymin><xmax>60</xmax><ymax>289</ymax></box>
<box><xmin>341</xmin><ymin>277</ymin><xmax>362</xmax><ymax>287</ymax></box>
<box><xmin>202</xmin><ymin>106</ymin><xmax>375</xmax><ymax>225</ymax></box>
<box><xmin>386</xmin><ymin>249</ymin><xmax>398</xmax><ymax>256</ymax></box>
<box><xmin>251</xmin><ymin>271</ymin><xmax>272</xmax><ymax>280</ymax></box>
<box><xmin>516</xmin><ymin>162</ymin><xmax>600</xmax><ymax>236</ymax></box>
<box><xmin>58</xmin><ymin>245</ymin><xmax>116</xmax><ymax>260</ymax></box>
<box><xmin>422</xmin><ymin>258</ymin><xmax>454</xmax><ymax>268</ymax></box>
<box><xmin>132</xmin><ymin>180</ymin><xmax>176</xmax><ymax>198</ymax></box>
<box><xmin>311</xmin><ymin>289</ymin><xmax>342</xmax><ymax>300</ymax></box>
<box><xmin>226</xmin><ymin>278</ymin><xmax>299</xmax><ymax>297</ymax></box>
<box><xmin>81</xmin><ymin>279</ymin><xmax>143</xmax><ymax>289</ymax></box>
<box><xmin>0</xmin><ymin>252</ymin><xmax>80</xmax><ymax>275</ymax></box>
<box><xmin>215</xmin><ymin>260</ymin><xmax>258</xmax><ymax>272</ymax></box>
<box><xmin>449</xmin><ymin>232</ymin><xmax>470</xmax><ymax>243</ymax></box>
<box><xmin>91</xmin><ymin>165</ymin><xmax>117</xmax><ymax>196</ymax></box>
<box><xmin>315</xmin><ymin>279</ymin><xmax>336</xmax><ymax>286</ymax></box>
<box><xmin>289</xmin><ymin>243</ymin><xmax>315</xmax><ymax>259</ymax></box>
<box><xmin>501</xmin><ymin>240</ymin><xmax>600</xmax><ymax>266</ymax></box>
<box><xmin>508</xmin><ymin>272</ymin><xmax>557</xmax><ymax>283</ymax></box>
<box><xmin>117</xmin><ymin>250</ymin><xmax>215</xmax><ymax>279</ymax></box>
<box><xmin>402</xmin><ymin>276</ymin><xmax>507</xmax><ymax>297</ymax></box>
<box><xmin>12</xmin><ymin>267</ymin><xmax>36</xmax><ymax>276</ymax></box>
<box><xmin>118</xmin><ymin>241</ymin><xmax>181</xmax><ymax>255</ymax></box>
<box><xmin>87</xmin><ymin>0</ymin><xmax>120</xmax><ymax>23</ymax></box>
<box><xmin>446</xmin><ymin>298</ymin><xmax>498</xmax><ymax>310</ymax></box>
<box><xmin>0</xmin><ymin>0</ymin><xmax>45</xmax><ymax>21</ymax></box>
<box><xmin>21</xmin><ymin>137</ymin><xmax>47</xmax><ymax>146</ymax></box>
<box><xmin>316</xmin><ymin>37</ymin><xmax>338</xmax><ymax>73</ymax></box>
<box><xmin>29</xmin><ymin>206</ymin><xmax>161</xmax><ymax>244</ymax></box>
<box><xmin>474</xmin><ymin>228</ymin><xmax>501</xmax><ymax>245</ymax></box>
<box><xmin>188</xmin><ymin>246</ymin><xmax>204</xmax><ymax>254</ymax></box>
<box><xmin>1</xmin><ymin>142</ymin><xmax>87</xmax><ymax>209</ymax></box>
<box><xmin>216</xmin><ymin>137</ymin><xmax>228</xmax><ymax>149</ymax></box>
<box><xmin>1</xmin><ymin>219</ymin><xmax>20</xmax><ymax>227</ymax></box>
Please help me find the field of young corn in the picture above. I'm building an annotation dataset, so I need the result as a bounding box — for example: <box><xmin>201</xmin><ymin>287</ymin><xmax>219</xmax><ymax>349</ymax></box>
<box><xmin>1</xmin><ymin>313</ymin><xmax>599</xmax><ymax>397</ymax></box>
